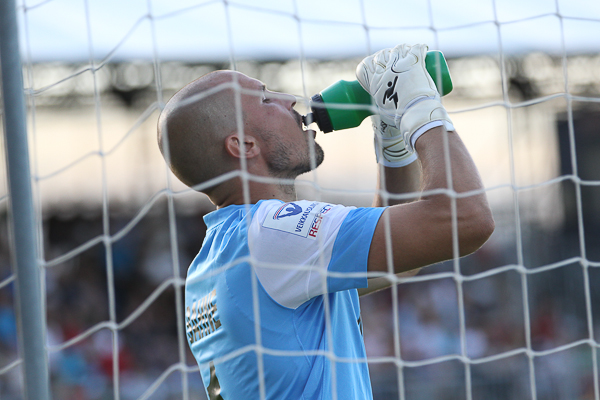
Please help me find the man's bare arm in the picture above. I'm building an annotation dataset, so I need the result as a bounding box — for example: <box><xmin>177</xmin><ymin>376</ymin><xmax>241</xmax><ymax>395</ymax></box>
<box><xmin>373</xmin><ymin>160</ymin><xmax>421</xmax><ymax>208</ymax></box>
<box><xmin>367</xmin><ymin>126</ymin><xmax>494</xmax><ymax>274</ymax></box>
<box><xmin>359</xmin><ymin>155</ymin><xmax>422</xmax><ymax>297</ymax></box>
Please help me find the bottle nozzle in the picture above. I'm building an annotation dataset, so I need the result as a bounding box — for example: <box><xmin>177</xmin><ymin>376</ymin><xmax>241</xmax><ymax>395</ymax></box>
<box><xmin>302</xmin><ymin>113</ymin><xmax>314</xmax><ymax>127</ymax></box>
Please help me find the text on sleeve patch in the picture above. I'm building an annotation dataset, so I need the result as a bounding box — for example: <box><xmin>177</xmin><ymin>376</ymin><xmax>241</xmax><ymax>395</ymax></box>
<box><xmin>262</xmin><ymin>201</ymin><xmax>333</xmax><ymax>239</ymax></box>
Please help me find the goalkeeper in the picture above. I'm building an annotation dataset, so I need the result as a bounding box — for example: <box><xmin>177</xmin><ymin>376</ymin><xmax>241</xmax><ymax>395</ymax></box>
<box><xmin>157</xmin><ymin>44</ymin><xmax>494</xmax><ymax>399</ymax></box>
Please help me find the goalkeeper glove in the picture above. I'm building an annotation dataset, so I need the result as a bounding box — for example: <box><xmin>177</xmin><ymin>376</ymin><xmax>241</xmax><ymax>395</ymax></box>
<box><xmin>356</xmin><ymin>44</ymin><xmax>454</xmax><ymax>153</ymax></box>
<box><xmin>371</xmin><ymin>114</ymin><xmax>417</xmax><ymax>167</ymax></box>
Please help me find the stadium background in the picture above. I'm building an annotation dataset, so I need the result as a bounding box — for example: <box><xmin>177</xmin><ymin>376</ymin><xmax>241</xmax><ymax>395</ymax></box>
<box><xmin>1</xmin><ymin>0</ymin><xmax>600</xmax><ymax>398</ymax></box>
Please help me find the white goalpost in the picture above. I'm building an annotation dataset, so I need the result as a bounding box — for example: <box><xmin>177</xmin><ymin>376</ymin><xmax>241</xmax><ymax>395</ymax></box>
<box><xmin>1</xmin><ymin>0</ymin><xmax>599</xmax><ymax>399</ymax></box>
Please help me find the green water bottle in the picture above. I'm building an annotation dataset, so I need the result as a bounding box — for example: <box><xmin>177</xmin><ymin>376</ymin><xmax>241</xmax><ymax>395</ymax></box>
<box><xmin>303</xmin><ymin>50</ymin><xmax>453</xmax><ymax>133</ymax></box>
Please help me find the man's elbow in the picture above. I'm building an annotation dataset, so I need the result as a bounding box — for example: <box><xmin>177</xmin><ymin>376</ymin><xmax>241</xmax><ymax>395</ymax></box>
<box><xmin>459</xmin><ymin>206</ymin><xmax>495</xmax><ymax>256</ymax></box>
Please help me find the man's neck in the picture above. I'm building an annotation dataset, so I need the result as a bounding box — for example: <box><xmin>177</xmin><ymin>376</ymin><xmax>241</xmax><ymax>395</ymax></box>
<box><xmin>210</xmin><ymin>178</ymin><xmax>297</xmax><ymax>209</ymax></box>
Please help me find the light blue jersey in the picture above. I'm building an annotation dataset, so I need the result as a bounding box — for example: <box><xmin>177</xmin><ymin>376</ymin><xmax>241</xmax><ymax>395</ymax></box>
<box><xmin>185</xmin><ymin>199</ymin><xmax>385</xmax><ymax>399</ymax></box>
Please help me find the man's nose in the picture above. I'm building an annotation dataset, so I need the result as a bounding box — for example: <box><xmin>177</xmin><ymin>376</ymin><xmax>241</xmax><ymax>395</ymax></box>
<box><xmin>274</xmin><ymin>92</ymin><xmax>296</xmax><ymax>109</ymax></box>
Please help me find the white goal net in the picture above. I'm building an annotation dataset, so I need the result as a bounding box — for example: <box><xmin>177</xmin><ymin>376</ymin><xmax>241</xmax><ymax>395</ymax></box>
<box><xmin>1</xmin><ymin>0</ymin><xmax>599</xmax><ymax>399</ymax></box>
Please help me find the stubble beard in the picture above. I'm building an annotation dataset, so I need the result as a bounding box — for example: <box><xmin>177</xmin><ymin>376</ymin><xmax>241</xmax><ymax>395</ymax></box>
<box><xmin>265</xmin><ymin>132</ymin><xmax>325</xmax><ymax>180</ymax></box>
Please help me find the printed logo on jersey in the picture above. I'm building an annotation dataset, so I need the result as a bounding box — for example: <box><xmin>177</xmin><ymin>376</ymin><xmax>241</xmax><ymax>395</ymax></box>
<box><xmin>308</xmin><ymin>205</ymin><xmax>332</xmax><ymax>238</ymax></box>
<box><xmin>186</xmin><ymin>289</ymin><xmax>221</xmax><ymax>344</ymax></box>
<box><xmin>273</xmin><ymin>202</ymin><xmax>302</xmax><ymax>220</ymax></box>
<box><xmin>263</xmin><ymin>201</ymin><xmax>333</xmax><ymax>239</ymax></box>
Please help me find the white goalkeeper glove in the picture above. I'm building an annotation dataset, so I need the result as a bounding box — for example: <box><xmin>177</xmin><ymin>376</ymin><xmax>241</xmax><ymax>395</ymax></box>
<box><xmin>356</xmin><ymin>44</ymin><xmax>454</xmax><ymax>153</ymax></box>
<box><xmin>371</xmin><ymin>114</ymin><xmax>417</xmax><ymax>167</ymax></box>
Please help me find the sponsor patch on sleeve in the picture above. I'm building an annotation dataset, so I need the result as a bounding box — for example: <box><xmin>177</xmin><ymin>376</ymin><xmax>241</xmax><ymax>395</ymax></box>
<box><xmin>262</xmin><ymin>201</ymin><xmax>333</xmax><ymax>239</ymax></box>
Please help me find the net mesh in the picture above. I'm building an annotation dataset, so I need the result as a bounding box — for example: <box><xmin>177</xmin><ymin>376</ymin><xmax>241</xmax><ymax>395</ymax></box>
<box><xmin>1</xmin><ymin>0</ymin><xmax>599</xmax><ymax>399</ymax></box>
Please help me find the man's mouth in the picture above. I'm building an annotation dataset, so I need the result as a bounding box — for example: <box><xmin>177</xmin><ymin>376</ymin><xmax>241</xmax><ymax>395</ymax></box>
<box><xmin>294</xmin><ymin>110</ymin><xmax>316</xmax><ymax>138</ymax></box>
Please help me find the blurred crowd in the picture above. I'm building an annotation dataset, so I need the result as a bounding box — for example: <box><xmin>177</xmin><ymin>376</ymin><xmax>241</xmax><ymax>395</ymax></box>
<box><xmin>0</xmin><ymin>209</ymin><xmax>598</xmax><ymax>399</ymax></box>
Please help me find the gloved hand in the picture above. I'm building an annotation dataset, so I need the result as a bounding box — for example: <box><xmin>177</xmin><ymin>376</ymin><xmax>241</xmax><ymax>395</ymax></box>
<box><xmin>371</xmin><ymin>114</ymin><xmax>417</xmax><ymax>167</ymax></box>
<box><xmin>356</xmin><ymin>44</ymin><xmax>454</xmax><ymax>153</ymax></box>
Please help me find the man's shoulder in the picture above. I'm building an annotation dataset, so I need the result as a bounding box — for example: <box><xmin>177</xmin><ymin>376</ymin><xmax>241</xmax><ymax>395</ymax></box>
<box><xmin>203</xmin><ymin>202</ymin><xmax>268</xmax><ymax>229</ymax></box>
<box><xmin>253</xmin><ymin>200</ymin><xmax>353</xmax><ymax>240</ymax></box>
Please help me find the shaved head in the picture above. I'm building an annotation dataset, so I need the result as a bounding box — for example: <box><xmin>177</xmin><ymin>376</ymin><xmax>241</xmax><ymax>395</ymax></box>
<box><xmin>158</xmin><ymin>70</ymin><xmax>324</xmax><ymax>202</ymax></box>
<box><xmin>157</xmin><ymin>71</ymin><xmax>243</xmax><ymax>193</ymax></box>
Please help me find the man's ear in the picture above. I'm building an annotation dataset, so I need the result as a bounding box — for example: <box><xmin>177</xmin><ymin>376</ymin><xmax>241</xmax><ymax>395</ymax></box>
<box><xmin>224</xmin><ymin>134</ymin><xmax>261</xmax><ymax>159</ymax></box>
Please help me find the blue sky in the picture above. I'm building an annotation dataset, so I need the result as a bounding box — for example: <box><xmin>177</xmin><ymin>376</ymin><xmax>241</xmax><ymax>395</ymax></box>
<box><xmin>17</xmin><ymin>0</ymin><xmax>600</xmax><ymax>62</ymax></box>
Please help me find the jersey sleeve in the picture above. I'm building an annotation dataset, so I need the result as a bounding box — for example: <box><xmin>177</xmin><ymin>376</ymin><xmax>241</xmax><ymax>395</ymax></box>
<box><xmin>248</xmin><ymin>200</ymin><xmax>385</xmax><ymax>309</ymax></box>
